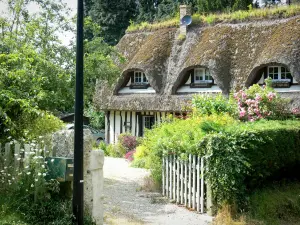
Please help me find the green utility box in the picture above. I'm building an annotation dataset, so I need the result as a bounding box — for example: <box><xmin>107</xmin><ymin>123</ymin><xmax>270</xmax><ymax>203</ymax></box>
<box><xmin>46</xmin><ymin>157</ymin><xmax>74</xmax><ymax>182</ymax></box>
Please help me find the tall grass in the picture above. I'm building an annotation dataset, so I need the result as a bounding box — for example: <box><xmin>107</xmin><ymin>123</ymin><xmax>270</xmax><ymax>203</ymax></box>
<box><xmin>126</xmin><ymin>4</ymin><xmax>300</xmax><ymax>32</ymax></box>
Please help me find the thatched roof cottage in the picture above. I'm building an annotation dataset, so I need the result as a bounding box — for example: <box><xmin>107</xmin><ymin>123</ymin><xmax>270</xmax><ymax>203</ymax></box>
<box><xmin>94</xmin><ymin>5</ymin><xmax>300</xmax><ymax>143</ymax></box>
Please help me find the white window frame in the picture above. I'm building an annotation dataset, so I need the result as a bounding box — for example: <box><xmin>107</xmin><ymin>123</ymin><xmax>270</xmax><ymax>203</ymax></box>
<box><xmin>268</xmin><ymin>66</ymin><xmax>291</xmax><ymax>82</ymax></box>
<box><xmin>194</xmin><ymin>68</ymin><xmax>213</xmax><ymax>83</ymax></box>
<box><xmin>134</xmin><ymin>71</ymin><xmax>148</xmax><ymax>84</ymax></box>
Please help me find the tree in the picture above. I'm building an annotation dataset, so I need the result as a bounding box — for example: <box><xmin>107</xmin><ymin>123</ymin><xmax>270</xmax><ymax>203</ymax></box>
<box><xmin>197</xmin><ymin>0</ymin><xmax>253</xmax><ymax>12</ymax></box>
<box><xmin>88</xmin><ymin>0</ymin><xmax>137</xmax><ymax>45</ymax></box>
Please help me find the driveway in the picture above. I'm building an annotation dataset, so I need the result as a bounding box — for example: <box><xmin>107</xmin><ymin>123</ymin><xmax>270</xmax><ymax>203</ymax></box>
<box><xmin>103</xmin><ymin>157</ymin><xmax>213</xmax><ymax>225</ymax></box>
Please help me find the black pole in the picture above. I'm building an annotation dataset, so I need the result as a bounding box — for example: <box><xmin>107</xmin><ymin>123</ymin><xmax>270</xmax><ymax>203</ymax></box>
<box><xmin>73</xmin><ymin>0</ymin><xmax>84</xmax><ymax>224</ymax></box>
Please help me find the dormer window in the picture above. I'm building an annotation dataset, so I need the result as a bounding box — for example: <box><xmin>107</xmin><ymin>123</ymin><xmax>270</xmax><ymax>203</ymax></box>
<box><xmin>191</xmin><ymin>68</ymin><xmax>214</xmax><ymax>88</ymax></box>
<box><xmin>130</xmin><ymin>71</ymin><xmax>150</xmax><ymax>89</ymax></box>
<box><xmin>134</xmin><ymin>71</ymin><xmax>148</xmax><ymax>84</ymax></box>
<box><xmin>268</xmin><ymin>66</ymin><xmax>292</xmax><ymax>82</ymax></box>
<box><xmin>263</xmin><ymin>66</ymin><xmax>293</xmax><ymax>88</ymax></box>
<box><xmin>194</xmin><ymin>68</ymin><xmax>213</xmax><ymax>83</ymax></box>
<box><xmin>250</xmin><ymin>64</ymin><xmax>297</xmax><ymax>89</ymax></box>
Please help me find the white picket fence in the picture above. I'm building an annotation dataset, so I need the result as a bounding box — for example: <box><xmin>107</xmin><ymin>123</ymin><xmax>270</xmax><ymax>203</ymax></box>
<box><xmin>162</xmin><ymin>154</ymin><xmax>205</xmax><ymax>213</ymax></box>
<box><xmin>0</xmin><ymin>141</ymin><xmax>54</xmax><ymax>170</ymax></box>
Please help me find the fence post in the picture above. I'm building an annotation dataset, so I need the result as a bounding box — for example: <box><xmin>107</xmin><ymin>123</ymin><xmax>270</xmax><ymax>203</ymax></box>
<box><xmin>14</xmin><ymin>142</ymin><xmax>21</xmax><ymax>170</ymax></box>
<box><xmin>197</xmin><ymin>156</ymin><xmax>200</xmax><ymax>212</ymax></box>
<box><xmin>173</xmin><ymin>155</ymin><xmax>176</xmax><ymax>200</ymax></box>
<box><xmin>192</xmin><ymin>155</ymin><xmax>196</xmax><ymax>210</ymax></box>
<box><xmin>176</xmin><ymin>157</ymin><xmax>180</xmax><ymax>204</ymax></box>
<box><xmin>188</xmin><ymin>154</ymin><xmax>192</xmax><ymax>208</ymax></box>
<box><xmin>5</xmin><ymin>143</ymin><xmax>11</xmax><ymax>166</ymax></box>
<box><xmin>180</xmin><ymin>160</ymin><xmax>184</xmax><ymax>204</ymax></box>
<box><xmin>170</xmin><ymin>155</ymin><xmax>173</xmax><ymax>199</ymax></box>
<box><xmin>200</xmin><ymin>157</ymin><xmax>204</xmax><ymax>214</ymax></box>
<box><xmin>184</xmin><ymin>158</ymin><xmax>187</xmax><ymax>207</ymax></box>
<box><xmin>162</xmin><ymin>157</ymin><xmax>165</xmax><ymax>196</ymax></box>
<box><xmin>166</xmin><ymin>156</ymin><xmax>169</xmax><ymax>197</ymax></box>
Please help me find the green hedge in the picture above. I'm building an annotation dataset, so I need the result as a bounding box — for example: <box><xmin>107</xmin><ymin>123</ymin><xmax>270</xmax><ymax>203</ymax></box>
<box><xmin>138</xmin><ymin>118</ymin><xmax>300</xmax><ymax>210</ymax></box>
<box><xmin>201</xmin><ymin>120</ymin><xmax>300</xmax><ymax>208</ymax></box>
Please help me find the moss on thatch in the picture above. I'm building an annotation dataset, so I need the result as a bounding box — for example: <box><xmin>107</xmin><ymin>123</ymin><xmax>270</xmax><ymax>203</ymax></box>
<box><xmin>94</xmin><ymin>16</ymin><xmax>300</xmax><ymax>112</ymax></box>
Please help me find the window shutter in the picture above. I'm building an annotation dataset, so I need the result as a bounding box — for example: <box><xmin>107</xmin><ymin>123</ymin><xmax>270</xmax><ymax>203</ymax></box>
<box><xmin>263</xmin><ymin>67</ymin><xmax>268</xmax><ymax>79</ymax></box>
<box><xmin>137</xmin><ymin>112</ymin><xmax>143</xmax><ymax>137</ymax></box>
<box><xmin>131</xmin><ymin>72</ymin><xmax>134</xmax><ymax>83</ymax></box>
<box><xmin>191</xmin><ymin>69</ymin><xmax>194</xmax><ymax>83</ymax></box>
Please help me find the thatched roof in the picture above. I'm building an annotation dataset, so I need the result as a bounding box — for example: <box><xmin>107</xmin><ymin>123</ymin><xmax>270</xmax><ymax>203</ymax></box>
<box><xmin>94</xmin><ymin>16</ymin><xmax>300</xmax><ymax>112</ymax></box>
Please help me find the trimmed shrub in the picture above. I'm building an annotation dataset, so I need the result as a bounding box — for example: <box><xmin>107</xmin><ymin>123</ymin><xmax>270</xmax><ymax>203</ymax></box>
<box><xmin>201</xmin><ymin>120</ymin><xmax>300</xmax><ymax>208</ymax></box>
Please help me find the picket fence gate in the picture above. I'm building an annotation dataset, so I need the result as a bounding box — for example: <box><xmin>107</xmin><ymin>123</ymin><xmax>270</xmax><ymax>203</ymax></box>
<box><xmin>162</xmin><ymin>154</ymin><xmax>205</xmax><ymax>213</ymax></box>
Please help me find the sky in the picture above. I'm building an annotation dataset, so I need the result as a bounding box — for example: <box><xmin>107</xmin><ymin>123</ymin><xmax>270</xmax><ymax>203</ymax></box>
<box><xmin>0</xmin><ymin>0</ymin><xmax>77</xmax><ymax>45</ymax></box>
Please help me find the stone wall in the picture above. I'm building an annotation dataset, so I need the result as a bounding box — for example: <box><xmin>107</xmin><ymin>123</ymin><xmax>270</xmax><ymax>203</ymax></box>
<box><xmin>52</xmin><ymin>130</ymin><xmax>104</xmax><ymax>225</ymax></box>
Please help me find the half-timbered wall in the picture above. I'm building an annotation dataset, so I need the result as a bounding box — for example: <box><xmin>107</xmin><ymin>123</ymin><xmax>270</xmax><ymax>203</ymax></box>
<box><xmin>105</xmin><ymin>111</ymin><xmax>174</xmax><ymax>144</ymax></box>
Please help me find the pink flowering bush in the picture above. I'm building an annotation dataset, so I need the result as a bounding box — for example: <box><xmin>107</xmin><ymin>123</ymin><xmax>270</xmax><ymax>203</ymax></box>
<box><xmin>125</xmin><ymin>150</ymin><xmax>136</xmax><ymax>162</ymax></box>
<box><xmin>118</xmin><ymin>133</ymin><xmax>138</xmax><ymax>153</ymax></box>
<box><xmin>233</xmin><ymin>84</ymin><xmax>290</xmax><ymax>122</ymax></box>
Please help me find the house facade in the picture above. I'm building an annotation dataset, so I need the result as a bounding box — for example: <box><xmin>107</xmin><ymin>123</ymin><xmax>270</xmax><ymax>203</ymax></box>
<box><xmin>94</xmin><ymin>6</ymin><xmax>300</xmax><ymax>144</ymax></box>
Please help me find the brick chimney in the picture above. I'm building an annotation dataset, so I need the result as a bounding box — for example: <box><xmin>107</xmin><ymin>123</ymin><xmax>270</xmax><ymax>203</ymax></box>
<box><xmin>180</xmin><ymin>5</ymin><xmax>192</xmax><ymax>35</ymax></box>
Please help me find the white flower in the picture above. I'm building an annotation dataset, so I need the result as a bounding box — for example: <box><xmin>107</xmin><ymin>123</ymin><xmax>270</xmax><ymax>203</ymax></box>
<box><xmin>26</xmin><ymin>172</ymin><xmax>31</xmax><ymax>175</ymax></box>
<box><xmin>43</xmin><ymin>173</ymin><xmax>46</xmax><ymax>177</ymax></box>
<box><xmin>35</xmin><ymin>179</ymin><xmax>38</xmax><ymax>182</ymax></box>
<box><xmin>17</xmin><ymin>158</ymin><xmax>21</xmax><ymax>161</ymax></box>
<box><xmin>25</xmin><ymin>166</ymin><xmax>29</xmax><ymax>169</ymax></box>
<box><xmin>4</xmin><ymin>166</ymin><xmax>7</xmax><ymax>169</ymax></box>
<box><xmin>41</xmin><ymin>165</ymin><xmax>45</xmax><ymax>169</ymax></box>
<box><xmin>30</xmin><ymin>151</ymin><xmax>35</xmax><ymax>155</ymax></box>
<box><xmin>26</xmin><ymin>189</ymin><xmax>28</xmax><ymax>192</ymax></box>
<box><xmin>38</xmin><ymin>173</ymin><xmax>42</xmax><ymax>176</ymax></box>
<box><xmin>51</xmin><ymin>159</ymin><xmax>55</xmax><ymax>163</ymax></box>
<box><xmin>14</xmin><ymin>153</ymin><xmax>18</xmax><ymax>156</ymax></box>
<box><xmin>31</xmin><ymin>184</ymin><xmax>34</xmax><ymax>188</ymax></box>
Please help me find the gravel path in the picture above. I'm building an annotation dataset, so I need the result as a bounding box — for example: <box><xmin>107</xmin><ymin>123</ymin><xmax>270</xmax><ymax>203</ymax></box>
<box><xmin>103</xmin><ymin>157</ymin><xmax>213</xmax><ymax>225</ymax></box>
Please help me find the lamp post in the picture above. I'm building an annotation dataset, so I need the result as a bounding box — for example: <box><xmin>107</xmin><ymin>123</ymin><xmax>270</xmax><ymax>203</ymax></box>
<box><xmin>72</xmin><ymin>0</ymin><xmax>84</xmax><ymax>224</ymax></box>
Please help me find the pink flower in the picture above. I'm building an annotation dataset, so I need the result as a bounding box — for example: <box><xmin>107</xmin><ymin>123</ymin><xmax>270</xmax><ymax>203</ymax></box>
<box><xmin>267</xmin><ymin>92</ymin><xmax>276</xmax><ymax>101</ymax></box>
<box><xmin>255</xmin><ymin>94</ymin><xmax>262</xmax><ymax>101</ymax></box>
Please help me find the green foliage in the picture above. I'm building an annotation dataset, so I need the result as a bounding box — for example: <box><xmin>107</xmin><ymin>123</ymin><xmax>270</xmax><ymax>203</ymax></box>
<box><xmin>88</xmin><ymin>0</ymin><xmax>137</xmax><ymax>45</ymax></box>
<box><xmin>131</xmin><ymin>145</ymin><xmax>150</xmax><ymax>168</ymax></box>
<box><xmin>0</xmin><ymin>142</ymin><xmax>95</xmax><ymax>225</ymax></box>
<box><xmin>135</xmin><ymin>114</ymin><xmax>235</xmax><ymax>184</ymax></box>
<box><xmin>202</xmin><ymin>120</ymin><xmax>300</xmax><ymax>208</ymax></box>
<box><xmin>0</xmin><ymin>90</ymin><xmax>63</xmax><ymax>142</ymax></box>
<box><xmin>84</xmin><ymin>105</ymin><xmax>105</xmax><ymax>129</ymax></box>
<box><xmin>126</xmin><ymin>4</ymin><xmax>300</xmax><ymax>32</ymax></box>
<box><xmin>192</xmin><ymin>93</ymin><xmax>237</xmax><ymax>117</ymax></box>
<box><xmin>106</xmin><ymin>143</ymin><xmax>126</xmax><ymax>158</ymax></box>
<box><xmin>248</xmin><ymin>182</ymin><xmax>300</xmax><ymax>225</ymax></box>
<box><xmin>97</xmin><ymin>141</ymin><xmax>109</xmax><ymax>155</ymax></box>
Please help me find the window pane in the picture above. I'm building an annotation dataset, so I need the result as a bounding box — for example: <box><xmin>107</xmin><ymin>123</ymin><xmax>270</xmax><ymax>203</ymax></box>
<box><xmin>274</xmin><ymin>67</ymin><xmax>278</xmax><ymax>73</ymax></box>
<box><xmin>144</xmin><ymin>116</ymin><xmax>155</xmax><ymax>129</ymax></box>
<box><xmin>274</xmin><ymin>74</ymin><xmax>278</xmax><ymax>79</ymax></box>
<box><xmin>269</xmin><ymin>67</ymin><xmax>273</xmax><ymax>73</ymax></box>
<box><xmin>143</xmin><ymin>74</ymin><xmax>148</xmax><ymax>83</ymax></box>
<box><xmin>281</xmin><ymin>67</ymin><xmax>286</xmax><ymax>73</ymax></box>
